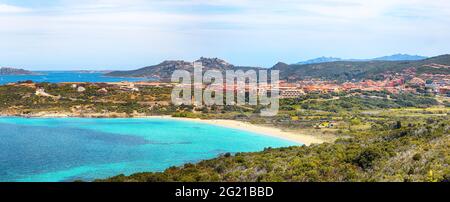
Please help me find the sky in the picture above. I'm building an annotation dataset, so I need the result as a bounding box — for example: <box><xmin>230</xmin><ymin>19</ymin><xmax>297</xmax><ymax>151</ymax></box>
<box><xmin>0</xmin><ymin>0</ymin><xmax>450</xmax><ymax>70</ymax></box>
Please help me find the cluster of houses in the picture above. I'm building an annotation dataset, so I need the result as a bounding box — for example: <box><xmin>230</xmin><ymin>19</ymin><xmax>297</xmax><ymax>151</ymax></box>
<box><xmin>277</xmin><ymin>75</ymin><xmax>450</xmax><ymax>98</ymax></box>
<box><xmin>108</xmin><ymin>77</ymin><xmax>449</xmax><ymax>99</ymax></box>
<box><xmin>6</xmin><ymin>70</ymin><xmax>450</xmax><ymax>100</ymax></box>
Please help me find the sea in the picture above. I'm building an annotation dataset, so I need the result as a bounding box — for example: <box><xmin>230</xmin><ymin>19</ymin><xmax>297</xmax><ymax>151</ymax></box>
<box><xmin>0</xmin><ymin>71</ymin><xmax>147</xmax><ymax>85</ymax></box>
<box><xmin>0</xmin><ymin>71</ymin><xmax>299</xmax><ymax>182</ymax></box>
<box><xmin>0</xmin><ymin>117</ymin><xmax>299</xmax><ymax>182</ymax></box>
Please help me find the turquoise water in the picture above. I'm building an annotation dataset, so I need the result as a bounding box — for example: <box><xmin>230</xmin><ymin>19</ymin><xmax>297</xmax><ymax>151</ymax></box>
<box><xmin>0</xmin><ymin>117</ymin><xmax>298</xmax><ymax>182</ymax></box>
<box><xmin>0</xmin><ymin>71</ymin><xmax>147</xmax><ymax>84</ymax></box>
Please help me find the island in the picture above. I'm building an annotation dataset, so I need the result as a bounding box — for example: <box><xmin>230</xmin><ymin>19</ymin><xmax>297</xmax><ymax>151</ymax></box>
<box><xmin>0</xmin><ymin>67</ymin><xmax>36</xmax><ymax>75</ymax></box>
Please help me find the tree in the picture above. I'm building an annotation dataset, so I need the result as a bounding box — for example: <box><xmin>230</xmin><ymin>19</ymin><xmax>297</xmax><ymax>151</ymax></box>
<box><xmin>394</xmin><ymin>121</ymin><xmax>402</xmax><ymax>129</ymax></box>
<box><xmin>353</xmin><ymin>147</ymin><xmax>386</xmax><ymax>170</ymax></box>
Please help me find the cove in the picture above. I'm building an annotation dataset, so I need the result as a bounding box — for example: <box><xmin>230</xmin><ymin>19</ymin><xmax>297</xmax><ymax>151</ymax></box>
<box><xmin>0</xmin><ymin>117</ymin><xmax>299</xmax><ymax>182</ymax></box>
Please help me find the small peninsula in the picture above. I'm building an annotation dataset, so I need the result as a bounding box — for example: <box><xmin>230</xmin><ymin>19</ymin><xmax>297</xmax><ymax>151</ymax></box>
<box><xmin>0</xmin><ymin>67</ymin><xmax>35</xmax><ymax>75</ymax></box>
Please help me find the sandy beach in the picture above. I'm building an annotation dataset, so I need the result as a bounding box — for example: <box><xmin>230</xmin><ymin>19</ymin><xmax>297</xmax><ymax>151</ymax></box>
<box><xmin>143</xmin><ymin>116</ymin><xmax>325</xmax><ymax>146</ymax></box>
<box><xmin>0</xmin><ymin>112</ymin><xmax>325</xmax><ymax>146</ymax></box>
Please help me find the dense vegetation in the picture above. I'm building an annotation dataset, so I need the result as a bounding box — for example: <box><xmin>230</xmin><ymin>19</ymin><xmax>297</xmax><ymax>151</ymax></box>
<box><xmin>1</xmin><ymin>83</ymin><xmax>448</xmax><ymax>182</ymax></box>
<box><xmin>94</xmin><ymin>90</ymin><xmax>447</xmax><ymax>182</ymax></box>
<box><xmin>99</xmin><ymin>116</ymin><xmax>449</xmax><ymax>182</ymax></box>
<box><xmin>0</xmin><ymin>83</ymin><xmax>176</xmax><ymax>116</ymax></box>
<box><xmin>2</xmin><ymin>83</ymin><xmax>440</xmax><ymax>119</ymax></box>
<box><xmin>273</xmin><ymin>54</ymin><xmax>450</xmax><ymax>81</ymax></box>
<box><xmin>282</xmin><ymin>91</ymin><xmax>439</xmax><ymax>112</ymax></box>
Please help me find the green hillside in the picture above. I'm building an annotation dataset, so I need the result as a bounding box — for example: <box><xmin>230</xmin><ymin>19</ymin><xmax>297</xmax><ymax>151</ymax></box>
<box><xmin>98</xmin><ymin>115</ymin><xmax>449</xmax><ymax>182</ymax></box>
<box><xmin>97</xmin><ymin>92</ymin><xmax>450</xmax><ymax>182</ymax></box>
<box><xmin>273</xmin><ymin>54</ymin><xmax>450</xmax><ymax>81</ymax></box>
<box><xmin>106</xmin><ymin>55</ymin><xmax>450</xmax><ymax>81</ymax></box>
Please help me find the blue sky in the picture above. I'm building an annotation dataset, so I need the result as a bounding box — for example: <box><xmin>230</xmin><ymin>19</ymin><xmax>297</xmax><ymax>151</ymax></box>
<box><xmin>1</xmin><ymin>0</ymin><xmax>450</xmax><ymax>70</ymax></box>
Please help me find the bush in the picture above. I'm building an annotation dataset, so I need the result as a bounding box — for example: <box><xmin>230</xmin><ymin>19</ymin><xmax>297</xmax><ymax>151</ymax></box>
<box><xmin>353</xmin><ymin>147</ymin><xmax>387</xmax><ymax>170</ymax></box>
<box><xmin>412</xmin><ymin>153</ymin><xmax>422</xmax><ymax>161</ymax></box>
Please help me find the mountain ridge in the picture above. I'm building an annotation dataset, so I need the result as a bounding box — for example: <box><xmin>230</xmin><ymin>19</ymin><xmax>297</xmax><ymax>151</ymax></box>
<box><xmin>106</xmin><ymin>54</ymin><xmax>450</xmax><ymax>81</ymax></box>
<box><xmin>295</xmin><ymin>54</ymin><xmax>427</xmax><ymax>65</ymax></box>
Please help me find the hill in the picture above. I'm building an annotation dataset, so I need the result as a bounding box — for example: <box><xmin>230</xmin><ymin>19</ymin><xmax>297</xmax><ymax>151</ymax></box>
<box><xmin>296</xmin><ymin>57</ymin><xmax>342</xmax><ymax>65</ymax></box>
<box><xmin>276</xmin><ymin>54</ymin><xmax>450</xmax><ymax>81</ymax></box>
<box><xmin>106</xmin><ymin>55</ymin><xmax>450</xmax><ymax>81</ymax></box>
<box><xmin>0</xmin><ymin>67</ymin><xmax>35</xmax><ymax>75</ymax></box>
<box><xmin>105</xmin><ymin>57</ymin><xmax>262</xmax><ymax>81</ymax></box>
<box><xmin>295</xmin><ymin>54</ymin><xmax>427</xmax><ymax>65</ymax></box>
<box><xmin>98</xmin><ymin>114</ymin><xmax>449</xmax><ymax>182</ymax></box>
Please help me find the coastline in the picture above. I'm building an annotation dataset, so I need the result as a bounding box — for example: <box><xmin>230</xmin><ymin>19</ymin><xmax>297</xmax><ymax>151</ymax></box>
<box><xmin>0</xmin><ymin>113</ymin><xmax>324</xmax><ymax>145</ymax></box>
<box><xmin>142</xmin><ymin>116</ymin><xmax>325</xmax><ymax>146</ymax></box>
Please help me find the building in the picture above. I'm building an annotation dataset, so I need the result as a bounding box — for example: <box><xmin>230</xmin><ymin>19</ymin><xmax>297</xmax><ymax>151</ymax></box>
<box><xmin>280</xmin><ymin>89</ymin><xmax>305</xmax><ymax>98</ymax></box>
<box><xmin>409</xmin><ymin>77</ymin><xmax>426</xmax><ymax>86</ymax></box>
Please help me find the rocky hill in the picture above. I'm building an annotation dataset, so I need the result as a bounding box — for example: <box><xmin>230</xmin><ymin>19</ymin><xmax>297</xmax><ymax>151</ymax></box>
<box><xmin>105</xmin><ymin>57</ymin><xmax>262</xmax><ymax>81</ymax></box>
<box><xmin>0</xmin><ymin>67</ymin><xmax>35</xmax><ymax>75</ymax></box>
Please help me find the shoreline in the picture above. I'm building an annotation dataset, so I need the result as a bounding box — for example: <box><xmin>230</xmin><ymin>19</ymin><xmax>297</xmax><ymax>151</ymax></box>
<box><xmin>0</xmin><ymin>113</ymin><xmax>325</xmax><ymax>146</ymax></box>
<box><xmin>142</xmin><ymin>116</ymin><xmax>324</xmax><ymax>145</ymax></box>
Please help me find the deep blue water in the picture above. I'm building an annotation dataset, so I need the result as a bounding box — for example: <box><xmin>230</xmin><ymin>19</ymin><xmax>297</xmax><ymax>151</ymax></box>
<box><xmin>0</xmin><ymin>117</ymin><xmax>298</xmax><ymax>182</ymax></box>
<box><xmin>0</xmin><ymin>71</ymin><xmax>147</xmax><ymax>84</ymax></box>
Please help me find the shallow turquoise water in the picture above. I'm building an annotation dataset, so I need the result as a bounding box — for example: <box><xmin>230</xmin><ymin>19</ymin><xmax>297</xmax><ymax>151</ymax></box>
<box><xmin>0</xmin><ymin>71</ymin><xmax>147</xmax><ymax>84</ymax></box>
<box><xmin>0</xmin><ymin>117</ymin><xmax>298</xmax><ymax>182</ymax></box>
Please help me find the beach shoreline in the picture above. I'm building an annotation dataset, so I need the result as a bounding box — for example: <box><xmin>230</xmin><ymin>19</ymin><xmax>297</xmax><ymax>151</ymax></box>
<box><xmin>0</xmin><ymin>112</ymin><xmax>325</xmax><ymax>145</ymax></box>
<box><xmin>140</xmin><ymin>116</ymin><xmax>325</xmax><ymax>145</ymax></box>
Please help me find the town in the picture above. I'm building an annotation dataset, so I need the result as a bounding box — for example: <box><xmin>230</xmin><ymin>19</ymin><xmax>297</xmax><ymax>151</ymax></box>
<box><xmin>278</xmin><ymin>68</ymin><xmax>450</xmax><ymax>98</ymax></box>
<box><xmin>7</xmin><ymin>66</ymin><xmax>450</xmax><ymax>101</ymax></box>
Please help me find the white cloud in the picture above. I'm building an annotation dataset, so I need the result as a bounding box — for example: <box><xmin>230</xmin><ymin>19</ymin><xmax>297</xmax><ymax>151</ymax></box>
<box><xmin>0</xmin><ymin>0</ymin><xmax>450</xmax><ymax>69</ymax></box>
<box><xmin>0</xmin><ymin>4</ymin><xmax>30</xmax><ymax>13</ymax></box>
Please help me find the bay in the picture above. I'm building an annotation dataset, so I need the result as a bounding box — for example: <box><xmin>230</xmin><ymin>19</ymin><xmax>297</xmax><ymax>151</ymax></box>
<box><xmin>0</xmin><ymin>117</ymin><xmax>299</xmax><ymax>182</ymax></box>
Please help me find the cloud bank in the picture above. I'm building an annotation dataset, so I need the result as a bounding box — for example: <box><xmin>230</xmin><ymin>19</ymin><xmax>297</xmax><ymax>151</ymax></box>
<box><xmin>0</xmin><ymin>0</ymin><xmax>449</xmax><ymax>70</ymax></box>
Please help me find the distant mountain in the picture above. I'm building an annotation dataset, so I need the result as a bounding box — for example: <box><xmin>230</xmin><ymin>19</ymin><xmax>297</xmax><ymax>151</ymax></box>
<box><xmin>277</xmin><ymin>54</ymin><xmax>450</xmax><ymax>81</ymax></box>
<box><xmin>0</xmin><ymin>67</ymin><xmax>35</xmax><ymax>75</ymax></box>
<box><xmin>105</xmin><ymin>57</ymin><xmax>262</xmax><ymax>80</ymax></box>
<box><xmin>296</xmin><ymin>57</ymin><xmax>342</xmax><ymax>65</ymax></box>
<box><xmin>106</xmin><ymin>54</ymin><xmax>449</xmax><ymax>82</ymax></box>
<box><xmin>373</xmin><ymin>54</ymin><xmax>427</xmax><ymax>61</ymax></box>
<box><xmin>296</xmin><ymin>54</ymin><xmax>428</xmax><ymax>65</ymax></box>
